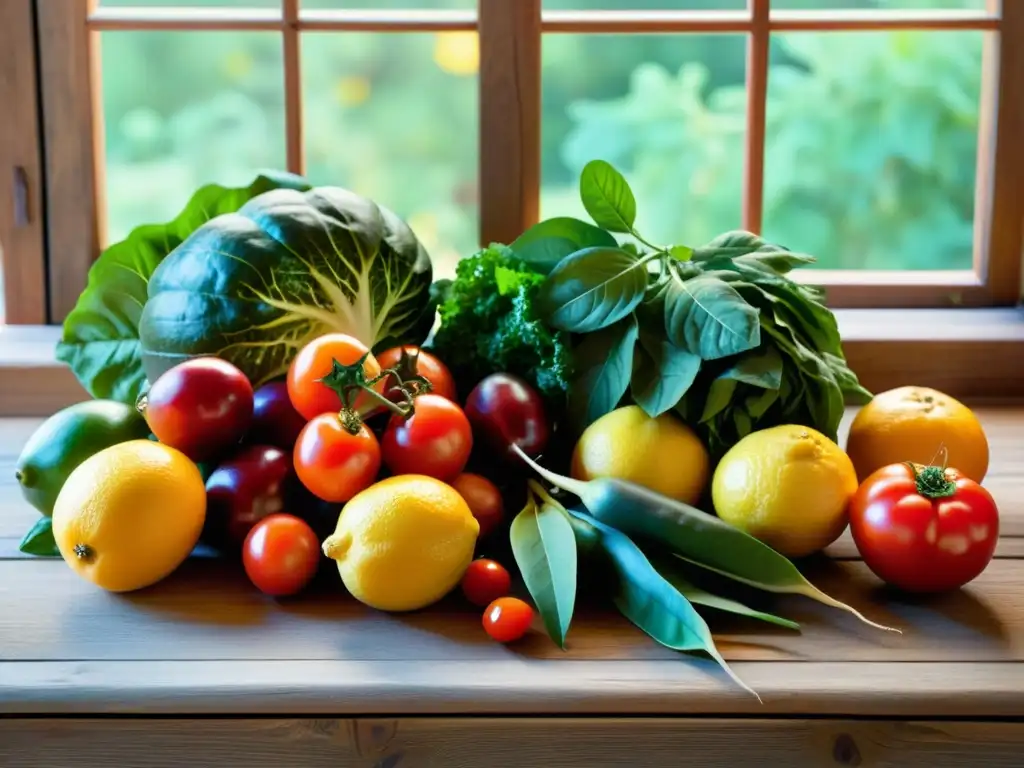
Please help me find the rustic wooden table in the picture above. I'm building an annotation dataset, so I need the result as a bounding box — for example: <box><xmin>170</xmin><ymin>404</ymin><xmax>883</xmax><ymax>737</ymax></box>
<box><xmin>1</xmin><ymin>407</ymin><xmax>1022</xmax><ymax>767</ymax></box>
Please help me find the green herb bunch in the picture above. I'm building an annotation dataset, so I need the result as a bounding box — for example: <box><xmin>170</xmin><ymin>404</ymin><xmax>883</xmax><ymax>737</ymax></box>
<box><xmin>513</xmin><ymin>159</ymin><xmax>871</xmax><ymax>459</ymax></box>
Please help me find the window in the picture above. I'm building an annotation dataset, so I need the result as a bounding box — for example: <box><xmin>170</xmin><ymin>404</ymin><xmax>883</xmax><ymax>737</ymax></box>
<box><xmin>1</xmin><ymin>0</ymin><xmax>1022</xmax><ymax>327</ymax></box>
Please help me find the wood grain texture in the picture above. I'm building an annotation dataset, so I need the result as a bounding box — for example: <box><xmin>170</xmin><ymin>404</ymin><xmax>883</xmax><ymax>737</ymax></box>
<box><xmin>0</xmin><ymin>0</ymin><xmax>47</xmax><ymax>324</ymax></box>
<box><xmin>478</xmin><ymin>0</ymin><xmax>540</xmax><ymax>246</ymax></box>
<box><xmin>3</xmin><ymin>717</ymin><xmax>1024</xmax><ymax>767</ymax></box>
<box><xmin>37</xmin><ymin>0</ymin><xmax>102</xmax><ymax>324</ymax></box>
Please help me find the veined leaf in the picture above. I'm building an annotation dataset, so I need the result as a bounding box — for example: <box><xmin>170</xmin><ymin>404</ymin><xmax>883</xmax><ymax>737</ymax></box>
<box><xmin>631</xmin><ymin>308</ymin><xmax>702</xmax><ymax>417</ymax></box>
<box><xmin>510</xmin><ymin>216</ymin><xmax>619</xmax><ymax>274</ymax></box>
<box><xmin>510</xmin><ymin>487</ymin><xmax>578</xmax><ymax>648</ymax></box>
<box><xmin>691</xmin><ymin>230</ymin><xmax>767</xmax><ymax>261</ymax></box>
<box><xmin>718</xmin><ymin>346</ymin><xmax>784</xmax><ymax>390</ymax></box>
<box><xmin>568</xmin><ymin>314</ymin><xmax>639</xmax><ymax>429</ymax></box>
<box><xmin>663</xmin><ymin>272</ymin><xmax>761</xmax><ymax>360</ymax></box>
<box><xmin>579</xmin><ymin>159</ymin><xmax>637</xmax><ymax>233</ymax></box>
<box><xmin>538</xmin><ymin>246</ymin><xmax>648</xmax><ymax>333</ymax></box>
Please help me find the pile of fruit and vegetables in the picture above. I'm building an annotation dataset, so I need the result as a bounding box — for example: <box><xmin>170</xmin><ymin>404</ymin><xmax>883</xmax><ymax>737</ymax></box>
<box><xmin>15</xmin><ymin>162</ymin><xmax>1000</xmax><ymax>698</ymax></box>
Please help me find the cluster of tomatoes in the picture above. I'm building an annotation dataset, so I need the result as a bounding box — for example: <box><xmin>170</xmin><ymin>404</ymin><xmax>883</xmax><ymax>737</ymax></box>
<box><xmin>138</xmin><ymin>331</ymin><xmax>552</xmax><ymax>642</ymax></box>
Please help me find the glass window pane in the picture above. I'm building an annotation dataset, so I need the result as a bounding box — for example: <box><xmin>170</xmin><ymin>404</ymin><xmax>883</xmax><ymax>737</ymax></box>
<box><xmin>763</xmin><ymin>31</ymin><xmax>982</xmax><ymax>270</ymax></box>
<box><xmin>301</xmin><ymin>1</ymin><xmax>475</xmax><ymax>9</ymax></box>
<box><xmin>99</xmin><ymin>31</ymin><xmax>286</xmax><ymax>244</ymax></box>
<box><xmin>544</xmin><ymin>1</ymin><xmax>746</xmax><ymax>9</ymax></box>
<box><xmin>771</xmin><ymin>1</ymin><xmax>985</xmax><ymax>9</ymax></box>
<box><xmin>542</xmin><ymin>34</ymin><xmax>747</xmax><ymax>248</ymax></box>
<box><xmin>303</xmin><ymin>32</ymin><xmax>479</xmax><ymax>280</ymax></box>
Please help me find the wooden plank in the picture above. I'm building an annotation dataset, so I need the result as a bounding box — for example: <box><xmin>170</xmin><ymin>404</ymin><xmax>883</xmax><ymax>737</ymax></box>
<box><xmin>3</xmin><ymin>659</ymin><xmax>1024</xmax><ymax>717</ymax></box>
<box><xmin>976</xmin><ymin>0</ymin><xmax>1024</xmax><ymax>304</ymax></box>
<box><xmin>478</xmin><ymin>0</ymin><xmax>540</xmax><ymax>246</ymax></box>
<box><xmin>37</xmin><ymin>0</ymin><xmax>102</xmax><ymax>324</ymax></box>
<box><xmin>3</xmin><ymin>555</ymin><xmax>1024</xmax><ymax>664</ymax></box>
<box><xmin>3</xmin><ymin>717</ymin><xmax>1024</xmax><ymax>767</ymax></box>
<box><xmin>0</xmin><ymin>0</ymin><xmax>47</xmax><ymax>325</ymax></box>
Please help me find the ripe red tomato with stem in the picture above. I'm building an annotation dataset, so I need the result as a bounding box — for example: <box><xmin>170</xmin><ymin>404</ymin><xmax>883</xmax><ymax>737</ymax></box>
<box><xmin>287</xmin><ymin>333</ymin><xmax>384</xmax><ymax>420</ymax></box>
<box><xmin>142</xmin><ymin>357</ymin><xmax>254</xmax><ymax>462</ymax></box>
<box><xmin>375</xmin><ymin>345</ymin><xmax>457</xmax><ymax>402</ymax></box>
<box><xmin>294</xmin><ymin>414</ymin><xmax>381</xmax><ymax>502</ymax></box>
<box><xmin>381</xmin><ymin>393</ymin><xmax>473</xmax><ymax>481</ymax></box>
<box><xmin>848</xmin><ymin>460</ymin><xmax>999</xmax><ymax>593</ymax></box>
<box><xmin>461</xmin><ymin>559</ymin><xmax>512</xmax><ymax>607</ymax></box>
<box><xmin>243</xmin><ymin>513</ymin><xmax>321</xmax><ymax>597</ymax></box>
<box><xmin>482</xmin><ymin>596</ymin><xmax>534</xmax><ymax>643</ymax></box>
<box><xmin>450</xmin><ymin>473</ymin><xmax>504</xmax><ymax>538</ymax></box>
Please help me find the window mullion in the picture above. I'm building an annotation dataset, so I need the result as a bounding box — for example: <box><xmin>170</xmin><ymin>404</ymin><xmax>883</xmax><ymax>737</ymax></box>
<box><xmin>478</xmin><ymin>0</ymin><xmax>541</xmax><ymax>248</ymax></box>
<box><xmin>742</xmin><ymin>0</ymin><xmax>769</xmax><ymax>234</ymax></box>
<box><xmin>283</xmin><ymin>0</ymin><xmax>304</xmax><ymax>176</ymax></box>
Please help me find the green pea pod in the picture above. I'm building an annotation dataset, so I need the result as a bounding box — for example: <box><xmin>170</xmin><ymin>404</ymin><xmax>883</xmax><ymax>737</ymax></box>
<box><xmin>512</xmin><ymin>445</ymin><xmax>898</xmax><ymax>634</ymax></box>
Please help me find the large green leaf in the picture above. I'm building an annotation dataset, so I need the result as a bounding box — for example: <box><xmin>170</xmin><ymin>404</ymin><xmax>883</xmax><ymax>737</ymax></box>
<box><xmin>630</xmin><ymin>320</ymin><xmax>702</xmax><ymax>418</ymax></box>
<box><xmin>510</xmin><ymin>488</ymin><xmax>578</xmax><ymax>648</ymax></box>
<box><xmin>663</xmin><ymin>271</ymin><xmax>761</xmax><ymax>360</ymax></box>
<box><xmin>56</xmin><ymin>170</ymin><xmax>311</xmax><ymax>403</ymax></box>
<box><xmin>568</xmin><ymin>314</ymin><xmax>639</xmax><ymax>429</ymax></box>
<box><xmin>509</xmin><ymin>216</ymin><xmax>619</xmax><ymax>274</ymax></box>
<box><xmin>138</xmin><ymin>185</ymin><xmax>436</xmax><ymax>390</ymax></box>
<box><xmin>578</xmin><ymin>159</ymin><xmax>637</xmax><ymax>233</ymax></box>
<box><xmin>537</xmin><ymin>246</ymin><xmax>648</xmax><ymax>333</ymax></box>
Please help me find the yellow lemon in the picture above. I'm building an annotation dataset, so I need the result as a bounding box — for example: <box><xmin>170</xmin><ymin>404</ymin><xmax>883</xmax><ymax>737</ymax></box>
<box><xmin>52</xmin><ymin>440</ymin><xmax>206</xmax><ymax>592</ymax></box>
<box><xmin>570</xmin><ymin>405</ymin><xmax>710</xmax><ymax>505</ymax></box>
<box><xmin>711</xmin><ymin>425</ymin><xmax>858</xmax><ymax>558</ymax></box>
<box><xmin>322</xmin><ymin>475</ymin><xmax>479</xmax><ymax>612</ymax></box>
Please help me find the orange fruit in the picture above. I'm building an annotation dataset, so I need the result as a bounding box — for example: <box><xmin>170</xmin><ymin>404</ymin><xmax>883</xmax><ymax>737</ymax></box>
<box><xmin>845</xmin><ymin>386</ymin><xmax>989</xmax><ymax>483</ymax></box>
<box><xmin>51</xmin><ymin>440</ymin><xmax>207</xmax><ymax>592</ymax></box>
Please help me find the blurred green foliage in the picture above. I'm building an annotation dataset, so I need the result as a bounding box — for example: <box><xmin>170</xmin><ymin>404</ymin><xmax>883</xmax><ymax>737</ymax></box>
<box><xmin>95</xmin><ymin>0</ymin><xmax>983</xmax><ymax>283</ymax></box>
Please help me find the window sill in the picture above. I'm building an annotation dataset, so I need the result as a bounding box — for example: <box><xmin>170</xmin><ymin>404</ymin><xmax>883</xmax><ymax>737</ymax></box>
<box><xmin>0</xmin><ymin>307</ymin><xmax>1022</xmax><ymax>416</ymax></box>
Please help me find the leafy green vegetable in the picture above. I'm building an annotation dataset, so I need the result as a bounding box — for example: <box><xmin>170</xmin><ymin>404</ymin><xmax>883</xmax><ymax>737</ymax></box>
<box><xmin>18</xmin><ymin>517</ymin><xmax>61</xmax><ymax>557</ymax></box>
<box><xmin>630</xmin><ymin>312</ymin><xmax>701</xmax><ymax>418</ymax></box>
<box><xmin>509</xmin><ymin>216</ymin><xmax>619</xmax><ymax>273</ymax></box>
<box><xmin>662</xmin><ymin>270</ymin><xmax>761</xmax><ymax>360</ymax></box>
<box><xmin>429</xmin><ymin>244</ymin><xmax>572</xmax><ymax>402</ymax></box>
<box><xmin>138</xmin><ymin>185</ymin><xmax>437</xmax><ymax>390</ymax></box>
<box><xmin>579</xmin><ymin>159</ymin><xmax>637</xmax><ymax>233</ymax></box>
<box><xmin>568</xmin><ymin>314</ymin><xmax>639</xmax><ymax>430</ymax></box>
<box><xmin>509</xmin><ymin>483</ymin><xmax>579</xmax><ymax>648</ymax></box>
<box><xmin>56</xmin><ymin>170</ymin><xmax>311</xmax><ymax>403</ymax></box>
<box><xmin>567</xmin><ymin>507</ymin><xmax>759</xmax><ymax>700</ymax></box>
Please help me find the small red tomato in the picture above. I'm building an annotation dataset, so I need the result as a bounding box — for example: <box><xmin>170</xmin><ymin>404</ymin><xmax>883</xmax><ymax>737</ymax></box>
<box><xmin>243</xmin><ymin>513</ymin><xmax>321</xmax><ymax>596</ymax></box>
<box><xmin>381</xmin><ymin>394</ymin><xmax>473</xmax><ymax>481</ymax></box>
<box><xmin>144</xmin><ymin>357</ymin><xmax>254</xmax><ymax>462</ymax></box>
<box><xmin>461</xmin><ymin>559</ymin><xmax>512</xmax><ymax>607</ymax></box>
<box><xmin>482</xmin><ymin>596</ymin><xmax>534</xmax><ymax>643</ymax></box>
<box><xmin>375</xmin><ymin>345</ymin><xmax>458</xmax><ymax>402</ymax></box>
<box><xmin>294</xmin><ymin>413</ymin><xmax>381</xmax><ymax>502</ymax></box>
<box><xmin>848</xmin><ymin>462</ymin><xmax>1000</xmax><ymax>593</ymax></box>
<box><xmin>287</xmin><ymin>333</ymin><xmax>383</xmax><ymax>421</ymax></box>
<box><xmin>450</xmin><ymin>473</ymin><xmax>504</xmax><ymax>538</ymax></box>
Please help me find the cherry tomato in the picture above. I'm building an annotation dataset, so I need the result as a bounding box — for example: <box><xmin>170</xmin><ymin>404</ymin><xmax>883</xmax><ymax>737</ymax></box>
<box><xmin>482</xmin><ymin>596</ymin><xmax>534</xmax><ymax>643</ymax></box>
<box><xmin>464</xmin><ymin>373</ymin><xmax>549</xmax><ymax>461</ymax></box>
<box><xmin>450</xmin><ymin>473</ymin><xmax>504</xmax><ymax>538</ymax></box>
<box><xmin>287</xmin><ymin>333</ymin><xmax>383</xmax><ymax>421</ymax></box>
<box><xmin>461</xmin><ymin>559</ymin><xmax>512</xmax><ymax>607</ymax></box>
<box><xmin>848</xmin><ymin>462</ymin><xmax>999</xmax><ymax>593</ymax></box>
<box><xmin>376</xmin><ymin>345</ymin><xmax>457</xmax><ymax>402</ymax></box>
<box><xmin>248</xmin><ymin>382</ymin><xmax>307</xmax><ymax>450</ymax></box>
<box><xmin>381</xmin><ymin>394</ymin><xmax>472</xmax><ymax>481</ymax></box>
<box><xmin>294</xmin><ymin>413</ymin><xmax>381</xmax><ymax>502</ymax></box>
<box><xmin>243</xmin><ymin>513</ymin><xmax>321</xmax><ymax>596</ymax></box>
<box><xmin>144</xmin><ymin>357</ymin><xmax>254</xmax><ymax>462</ymax></box>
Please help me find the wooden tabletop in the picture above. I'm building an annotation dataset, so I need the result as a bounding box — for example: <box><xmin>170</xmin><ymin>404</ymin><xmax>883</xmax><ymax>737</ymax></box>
<box><xmin>2</xmin><ymin>406</ymin><xmax>1023</xmax><ymax>719</ymax></box>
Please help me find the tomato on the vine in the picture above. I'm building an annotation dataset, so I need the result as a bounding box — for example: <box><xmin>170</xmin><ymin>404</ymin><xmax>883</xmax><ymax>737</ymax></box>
<box><xmin>482</xmin><ymin>596</ymin><xmax>534</xmax><ymax>643</ymax></box>
<box><xmin>294</xmin><ymin>413</ymin><xmax>381</xmax><ymax>502</ymax></box>
<box><xmin>243</xmin><ymin>513</ymin><xmax>321</xmax><ymax>597</ymax></box>
<box><xmin>461</xmin><ymin>558</ymin><xmax>512</xmax><ymax>607</ymax></box>
<box><xmin>375</xmin><ymin>345</ymin><xmax>457</xmax><ymax>402</ymax></box>
<box><xmin>848</xmin><ymin>462</ymin><xmax>999</xmax><ymax>593</ymax></box>
<box><xmin>287</xmin><ymin>333</ymin><xmax>383</xmax><ymax>420</ymax></box>
<box><xmin>381</xmin><ymin>393</ymin><xmax>472</xmax><ymax>481</ymax></box>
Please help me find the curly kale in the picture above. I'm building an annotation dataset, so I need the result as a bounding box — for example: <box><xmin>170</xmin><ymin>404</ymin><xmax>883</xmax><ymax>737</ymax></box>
<box><xmin>428</xmin><ymin>244</ymin><xmax>571</xmax><ymax>403</ymax></box>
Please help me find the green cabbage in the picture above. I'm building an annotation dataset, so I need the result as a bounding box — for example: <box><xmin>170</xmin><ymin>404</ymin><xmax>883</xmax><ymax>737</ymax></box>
<box><xmin>138</xmin><ymin>186</ymin><xmax>436</xmax><ymax>389</ymax></box>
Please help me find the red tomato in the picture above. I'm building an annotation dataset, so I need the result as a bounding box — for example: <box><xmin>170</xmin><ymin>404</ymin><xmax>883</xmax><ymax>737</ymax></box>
<box><xmin>294</xmin><ymin>413</ymin><xmax>381</xmax><ymax>502</ymax></box>
<box><xmin>375</xmin><ymin>345</ymin><xmax>457</xmax><ymax>402</ymax></box>
<box><xmin>287</xmin><ymin>333</ymin><xmax>383</xmax><ymax>420</ymax></box>
<box><xmin>482</xmin><ymin>597</ymin><xmax>534</xmax><ymax>643</ymax></box>
<box><xmin>381</xmin><ymin>394</ymin><xmax>472</xmax><ymax>481</ymax></box>
<box><xmin>461</xmin><ymin>559</ymin><xmax>512</xmax><ymax>607</ymax></box>
<box><xmin>450</xmin><ymin>473</ymin><xmax>504</xmax><ymax>538</ymax></box>
<box><xmin>144</xmin><ymin>357</ymin><xmax>253</xmax><ymax>462</ymax></box>
<box><xmin>848</xmin><ymin>462</ymin><xmax>999</xmax><ymax>593</ymax></box>
<box><xmin>464</xmin><ymin>373</ymin><xmax>549</xmax><ymax>461</ymax></box>
<box><xmin>243</xmin><ymin>513</ymin><xmax>321</xmax><ymax>596</ymax></box>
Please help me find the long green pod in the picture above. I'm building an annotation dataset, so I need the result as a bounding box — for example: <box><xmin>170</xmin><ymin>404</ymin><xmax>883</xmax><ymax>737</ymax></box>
<box><xmin>511</xmin><ymin>445</ymin><xmax>898</xmax><ymax>633</ymax></box>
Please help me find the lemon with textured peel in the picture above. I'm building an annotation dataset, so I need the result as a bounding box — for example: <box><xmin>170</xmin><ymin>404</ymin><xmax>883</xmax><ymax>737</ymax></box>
<box><xmin>51</xmin><ymin>439</ymin><xmax>206</xmax><ymax>592</ymax></box>
<box><xmin>570</xmin><ymin>405</ymin><xmax>710</xmax><ymax>505</ymax></box>
<box><xmin>711</xmin><ymin>425</ymin><xmax>858</xmax><ymax>558</ymax></box>
<box><xmin>322</xmin><ymin>475</ymin><xmax>479</xmax><ymax>612</ymax></box>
